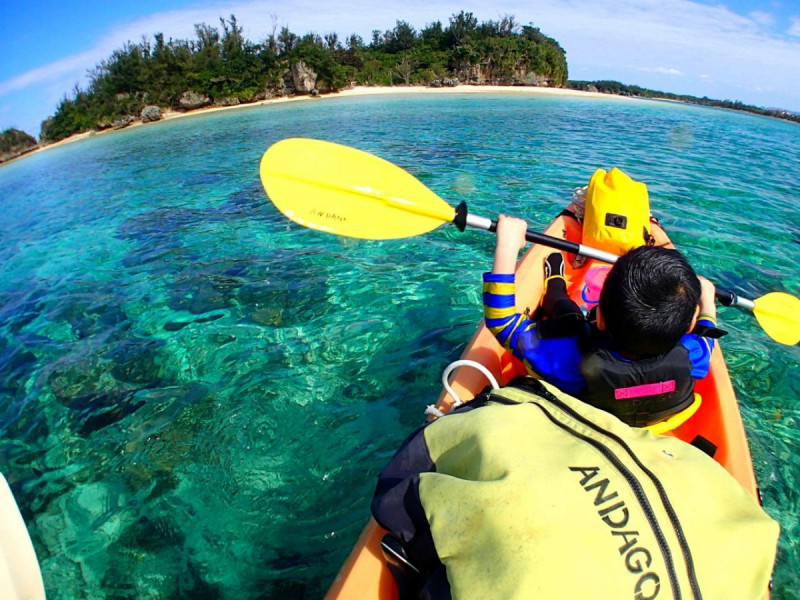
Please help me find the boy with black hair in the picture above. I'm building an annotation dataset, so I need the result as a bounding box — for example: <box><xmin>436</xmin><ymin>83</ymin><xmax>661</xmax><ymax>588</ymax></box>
<box><xmin>484</xmin><ymin>214</ymin><xmax>718</xmax><ymax>427</ymax></box>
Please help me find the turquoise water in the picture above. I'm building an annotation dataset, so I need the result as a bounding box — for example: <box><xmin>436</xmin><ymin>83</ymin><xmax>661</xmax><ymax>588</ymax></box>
<box><xmin>1</xmin><ymin>93</ymin><xmax>799</xmax><ymax>598</ymax></box>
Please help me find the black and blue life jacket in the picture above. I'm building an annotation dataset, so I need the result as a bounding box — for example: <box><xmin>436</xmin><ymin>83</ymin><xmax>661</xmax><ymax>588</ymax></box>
<box><xmin>579</xmin><ymin>344</ymin><xmax>696</xmax><ymax>427</ymax></box>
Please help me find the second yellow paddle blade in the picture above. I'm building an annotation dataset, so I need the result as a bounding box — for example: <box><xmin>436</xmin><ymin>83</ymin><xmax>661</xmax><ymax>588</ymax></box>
<box><xmin>260</xmin><ymin>138</ymin><xmax>456</xmax><ymax>240</ymax></box>
<box><xmin>753</xmin><ymin>292</ymin><xmax>800</xmax><ymax>346</ymax></box>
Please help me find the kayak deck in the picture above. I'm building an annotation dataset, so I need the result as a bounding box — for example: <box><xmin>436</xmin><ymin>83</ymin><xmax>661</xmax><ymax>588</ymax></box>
<box><xmin>325</xmin><ymin>212</ymin><xmax>762</xmax><ymax>600</ymax></box>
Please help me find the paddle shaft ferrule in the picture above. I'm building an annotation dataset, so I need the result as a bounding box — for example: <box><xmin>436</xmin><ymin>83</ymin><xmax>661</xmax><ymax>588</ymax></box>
<box><xmin>716</xmin><ymin>289</ymin><xmax>755</xmax><ymax>310</ymax></box>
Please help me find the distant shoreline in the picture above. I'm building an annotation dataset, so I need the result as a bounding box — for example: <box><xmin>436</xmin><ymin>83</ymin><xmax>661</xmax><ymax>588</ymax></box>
<box><xmin>4</xmin><ymin>84</ymin><xmax>636</xmax><ymax>166</ymax></box>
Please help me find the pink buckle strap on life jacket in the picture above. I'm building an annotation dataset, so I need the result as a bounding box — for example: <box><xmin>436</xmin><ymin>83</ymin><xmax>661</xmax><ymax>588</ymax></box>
<box><xmin>614</xmin><ymin>380</ymin><xmax>676</xmax><ymax>400</ymax></box>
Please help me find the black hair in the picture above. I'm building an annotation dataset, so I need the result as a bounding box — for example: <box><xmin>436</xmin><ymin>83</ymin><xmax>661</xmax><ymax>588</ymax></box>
<box><xmin>599</xmin><ymin>246</ymin><xmax>701</xmax><ymax>357</ymax></box>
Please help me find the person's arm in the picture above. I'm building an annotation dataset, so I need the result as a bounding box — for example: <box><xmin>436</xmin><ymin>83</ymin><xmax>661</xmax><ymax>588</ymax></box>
<box><xmin>482</xmin><ymin>217</ymin><xmax>587</xmax><ymax>393</ymax></box>
<box><xmin>683</xmin><ymin>276</ymin><xmax>717</xmax><ymax>379</ymax></box>
<box><xmin>483</xmin><ymin>216</ymin><xmax>532</xmax><ymax>353</ymax></box>
<box><xmin>491</xmin><ymin>215</ymin><xmax>528</xmax><ymax>274</ymax></box>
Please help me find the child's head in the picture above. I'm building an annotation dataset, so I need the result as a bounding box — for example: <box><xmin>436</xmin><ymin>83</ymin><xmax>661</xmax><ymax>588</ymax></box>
<box><xmin>598</xmin><ymin>246</ymin><xmax>701</xmax><ymax>357</ymax></box>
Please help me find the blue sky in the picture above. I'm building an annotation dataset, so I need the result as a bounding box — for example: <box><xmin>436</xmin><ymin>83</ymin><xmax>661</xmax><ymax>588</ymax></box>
<box><xmin>2</xmin><ymin>0</ymin><xmax>800</xmax><ymax>137</ymax></box>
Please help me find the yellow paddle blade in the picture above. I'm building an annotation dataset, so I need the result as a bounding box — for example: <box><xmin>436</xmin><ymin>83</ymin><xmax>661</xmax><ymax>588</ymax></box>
<box><xmin>259</xmin><ymin>138</ymin><xmax>456</xmax><ymax>240</ymax></box>
<box><xmin>752</xmin><ymin>292</ymin><xmax>800</xmax><ymax>345</ymax></box>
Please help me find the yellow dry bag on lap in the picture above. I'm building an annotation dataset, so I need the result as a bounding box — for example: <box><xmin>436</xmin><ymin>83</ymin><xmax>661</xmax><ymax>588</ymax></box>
<box><xmin>372</xmin><ymin>378</ymin><xmax>779</xmax><ymax>600</ymax></box>
<box><xmin>582</xmin><ymin>167</ymin><xmax>654</xmax><ymax>254</ymax></box>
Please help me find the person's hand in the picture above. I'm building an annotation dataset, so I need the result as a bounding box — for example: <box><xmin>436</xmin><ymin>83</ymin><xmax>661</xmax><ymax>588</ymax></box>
<box><xmin>495</xmin><ymin>215</ymin><xmax>528</xmax><ymax>254</ymax></box>
<box><xmin>697</xmin><ymin>275</ymin><xmax>717</xmax><ymax>320</ymax></box>
<box><xmin>492</xmin><ymin>215</ymin><xmax>529</xmax><ymax>274</ymax></box>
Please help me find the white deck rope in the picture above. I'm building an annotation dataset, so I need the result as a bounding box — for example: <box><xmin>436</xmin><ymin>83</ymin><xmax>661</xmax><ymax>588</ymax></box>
<box><xmin>424</xmin><ymin>360</ymin><xmax>501</xmax><ymax>417</ymax></box>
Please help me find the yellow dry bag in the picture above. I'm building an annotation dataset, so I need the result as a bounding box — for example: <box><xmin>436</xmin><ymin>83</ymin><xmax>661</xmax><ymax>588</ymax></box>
<box><xmin>582</xmin><ymin>167</ymin><xmax>653</xmax><ymax>254</ymax></box>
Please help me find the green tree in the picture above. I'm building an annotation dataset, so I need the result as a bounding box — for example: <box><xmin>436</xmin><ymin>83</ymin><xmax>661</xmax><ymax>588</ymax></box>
<box><xmin>278</xmin><ymin>26</ymin><xmax>297</xmax><ymax>54</ymax></box>
<box><xmin>444</xmin><ymin>11</ymin><xmax>478</xmax><ymax>48</ymax></box>
<box><xmin>38</xmin><ymin>12</ymin><xmax>579</xmax><ymax>143</ymax></box>
<box><xmin>384</xmin><ymin>20</ymin><xmax>417</xmax><ymax>54</ymax></box>
<box><xmin>420</xmin><ymin>21</ymin><xmax>444</xmax><ymax>49</ymax></box>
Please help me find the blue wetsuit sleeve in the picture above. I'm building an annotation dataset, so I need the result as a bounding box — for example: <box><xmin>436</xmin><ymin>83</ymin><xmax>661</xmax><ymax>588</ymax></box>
<box><xmin>681</xmin><ymin>318</ymin><xmax>717</xmax><ymax>379</ymax></box>
<box><xmin>482</xmin><ymin>272</ymin><xmax>536</xmax><ymax>358</ymax></box>
<box><xmin>483</xmin><ymin>272</ymin><xmax>586</xmax><ymax>394</ymax></box>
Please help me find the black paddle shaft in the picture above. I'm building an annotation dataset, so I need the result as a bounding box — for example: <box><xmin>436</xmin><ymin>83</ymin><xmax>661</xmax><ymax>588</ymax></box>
<box><xmin>452</xmin><ymin>201</ymin><xmax>754</xmax><ymax>311</ymax></box>
<box><xmin>452</xmin><ymin>201</ymin><xmax>620</xmax><ymax>264</ymax></box>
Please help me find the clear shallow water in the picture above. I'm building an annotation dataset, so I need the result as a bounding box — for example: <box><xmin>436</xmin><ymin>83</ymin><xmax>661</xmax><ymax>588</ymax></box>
<box><xmin>1</xmin><ymin>93</ymin><xmax>799</xmax><ymax>599</ymax></box>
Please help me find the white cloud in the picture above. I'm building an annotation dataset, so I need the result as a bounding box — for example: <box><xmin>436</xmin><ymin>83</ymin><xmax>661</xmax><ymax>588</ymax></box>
<box><xmin>639</xmin><ymin>67</ymin><xmax>683</xmax><ymax>76</ymax></box>
<box><xmin>525</xmin><ymin>0</ymin><xmax>800</xmax><ymax>102</ymax></box>
<box><xmin>788</xmin><ymin>16</ymin><xmax>800</xmax><ymax>37</ymax></box>
<box><xmin>749</xmin><ymin>11</ymin><xmax>775</xmax><ymax>28</ymax></box>
<box><xmin>0</xmin><ymin>50</ymin><xmax>99</xmax><ymax>97</ymax></box>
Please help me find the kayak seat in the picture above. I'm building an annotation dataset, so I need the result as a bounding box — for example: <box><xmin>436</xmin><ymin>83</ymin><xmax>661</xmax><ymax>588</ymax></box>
<box><xmin>644</xmin><ymin>393</ymin><xmax>702</xmax><ymax>435</ymax></box>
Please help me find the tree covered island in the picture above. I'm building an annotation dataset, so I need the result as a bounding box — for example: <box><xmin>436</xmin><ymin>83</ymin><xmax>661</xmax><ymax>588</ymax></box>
<box><xmin>1</xmin><ymin>10</ymin><xmax>797</xmax><ymax>160</ymax></box>
<box><xmin>36</xmin><ymin>12</ymin><xmax>567</xmax><ymax>143</ymax></box>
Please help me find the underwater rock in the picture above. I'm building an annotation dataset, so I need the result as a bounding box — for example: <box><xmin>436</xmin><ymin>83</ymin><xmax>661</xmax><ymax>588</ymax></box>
<box><xmin>117</xmin><ymin>207</ymin><xmax>206</xmax><ymax>268</ymax></box>
<box><xmin>117</xmin><ymin>207</ymin><xmax>205</xmax><ymax>241</ymax></box>
<box><xmin>168</xmin><ymin>275</ymin><xmax>240</xmax><ymax>315</ymax></box>
<box><xmin>342</xmin><ymin>381</ymin><xmax>371</xmax><ymax>400</ymax></box>
<box><xmin>47</xmin><ymin>355</ymin><xmax>105</xmax><ymax>401</ymax></box>
<box><xmin>119</xmin><ymin>383</ymin><xmax>213</xmax><ymax>499</ymax></box>
<box><xmin>209</xmin><ymin>332</ymin><xmax>236</xmax><ymax>345</ymax></box>
<box><xmin>117</xmin><ymin>206</ymin><xmax>215</xmax><ymax>268</ymax></box>
<box><xmin>101</xmin><ymin>533</ymin><xmax>221</xmax><ymax>598</ymax></box>
<box><xmin>122</xmin><ymin>515</ymin><xmax>186</xmax><ymax>551</ymax></box>
<box><xmin>163</xmin><ymin>313</ymin><xmax>224</xmax><ymax>332</ymax></box>
<box><xmin>49</xmin><ymin>337</ymin><xmax>163</xmax><ymax>399</ymax></box>
<box><xmin>48</xmin><ymin>298</ymin><xmax>130</xmax><ymax>340</ymax></box>
<box><xmin>237</xmin><ymin>278</ymin><xmax>329</xmax><ymax>327</ymax></box>
<box><xmin>0</xmin><ymin>337</ymin><xmax>36</xmax><ymax>392</ymax></box>
<box><xmin>122</xmin><ymin>383</ymin><xmax>211</xmax><ymax>448</ymax></box>
<box><xmin>0</xmin><ymin>288</ymin><xmax>45</xmax><ymax>334</ymax></box>
<box><xmin>214</xmin><ymin>185</ymin><xmax>265</xmax><ymax>216</ymax></box>
<box><xmin>251</xmin><ymin>306</ymin><xmax>283</xmax><ymax>326</ymax></box>
<box><xmin>46</xmin><ymin>338</ymin><xmax>167</xmax><ymax>434</ymax></box>
<box><xmin>105</xmin><ymin>338</ymin><xmax>164</xmax><ymax>385</ymax></box>
<box><xmin>70</xmin><ymin>390</ymin><xmax>146</xmax><ymax>435</ymax></box>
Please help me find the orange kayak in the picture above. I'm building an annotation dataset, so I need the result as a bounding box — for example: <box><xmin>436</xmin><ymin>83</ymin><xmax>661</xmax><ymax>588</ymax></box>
<box><xmin>325</xmin><ymin>211</ymin><xmax>765</xmax><ymax>600</ymax></box>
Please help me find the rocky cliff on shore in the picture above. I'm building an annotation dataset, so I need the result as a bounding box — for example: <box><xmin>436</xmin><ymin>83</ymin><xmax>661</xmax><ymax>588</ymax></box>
<box><xmin>0</xmin><ymin>128</ymin><xmax>39</xmax><ymax>163</ymax></box>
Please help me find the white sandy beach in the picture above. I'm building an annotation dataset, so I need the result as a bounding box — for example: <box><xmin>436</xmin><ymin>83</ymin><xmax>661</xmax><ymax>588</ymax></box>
<box><xmin>12</xmin><ymin>84</ymin><xmax>633</xmax><ymax>162</ymax></box>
